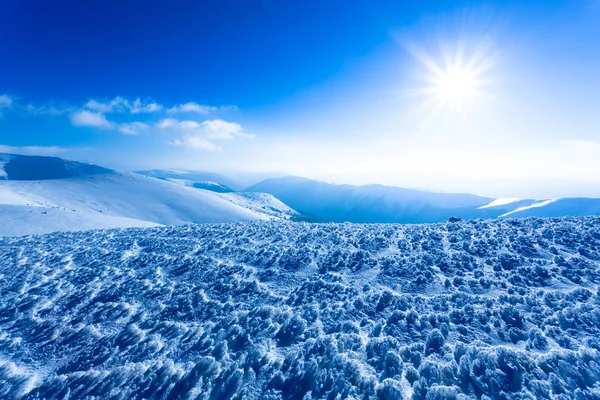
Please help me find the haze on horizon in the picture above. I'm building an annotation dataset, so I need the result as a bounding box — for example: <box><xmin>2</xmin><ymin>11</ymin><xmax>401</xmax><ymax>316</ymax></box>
<box><xmin>1</xmin><ymin>0</ymin><xmax>599</xmax><ymax>199</ymax></box>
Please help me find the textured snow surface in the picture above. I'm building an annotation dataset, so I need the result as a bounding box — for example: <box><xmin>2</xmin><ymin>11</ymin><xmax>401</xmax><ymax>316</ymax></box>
<box><xmin>1</xmin><ymin>218</ymin><xmax>600</xmax><ymax>399</ymax></box>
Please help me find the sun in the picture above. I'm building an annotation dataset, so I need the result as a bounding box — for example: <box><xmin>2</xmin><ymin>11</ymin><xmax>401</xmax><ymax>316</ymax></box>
<box><xmin>434</xmin><ymin>65</ymin><xmax>477</xmax><ymax>106</ymax></box>
<box><xmin>407</xmin><ymin>41</ymin><xmax>496</xmax><ymax>113</ymax></box>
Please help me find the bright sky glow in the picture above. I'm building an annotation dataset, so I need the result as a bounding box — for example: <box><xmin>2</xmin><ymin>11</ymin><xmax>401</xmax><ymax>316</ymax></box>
<box><xmin>435</xmin><ymin>66</ymin><xmax>478</xmax><ymax>106</ymax></box>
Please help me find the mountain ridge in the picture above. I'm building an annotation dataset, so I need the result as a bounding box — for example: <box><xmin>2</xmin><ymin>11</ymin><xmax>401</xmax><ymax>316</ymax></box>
<box><xmin>3</xmin><ymin>153</ymin><xmax>600</xmax><ymax>232</ymax></box>
<box><xmin>0</xmin><ymin>153</ymin><xmax>112</xmax><ymax>180</ymax></box>
<box><xmin>246</xmin><ymin>176</ymin><xmax>600</xmax><ymax>223</ymax></box>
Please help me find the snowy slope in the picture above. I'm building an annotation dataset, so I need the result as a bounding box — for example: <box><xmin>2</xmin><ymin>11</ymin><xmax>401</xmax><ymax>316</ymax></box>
<box><xmin>1</xmin><ymin>217</ymin><xmax>599</xmax><ymax>398</ymax></box>
<box><xmin>216</xmin><ymin>192</ymin><xmax>300</xmax><ymax>220</ymax></box>
<box><xmin>0</xmin><ymin>205</ymin><xmax>159</xmax><ymax>236</ymax></box>
<box><xmin>0</xmin><ymin>153</ymin><xmax>306</xmax><ymax>236</ymax></box>
<box><xmin>0</xmin><ymin>173</ymin><xmax>267</xmax><ymax>233</ymax></box>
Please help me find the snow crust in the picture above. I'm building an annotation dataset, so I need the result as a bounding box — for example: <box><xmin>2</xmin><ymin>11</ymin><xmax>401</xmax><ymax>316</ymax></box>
<box><xmin>1</xmin><ymin>217</ymin><xmax>600</xmax><ymax>398</ymax></box>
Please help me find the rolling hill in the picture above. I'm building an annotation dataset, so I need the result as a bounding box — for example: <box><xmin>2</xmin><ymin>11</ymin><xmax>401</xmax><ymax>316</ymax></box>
<box><xmin>0</xmin><ymin>154</ymin><xmax>296</xmax><ymax>236</ymax></box>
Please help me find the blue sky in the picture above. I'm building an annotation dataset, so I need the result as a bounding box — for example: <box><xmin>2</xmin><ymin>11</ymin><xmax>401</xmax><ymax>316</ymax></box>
<box><xmin>1</xmin><ymin>0</ymin><xmax>600</xmax><ymax>197</ymax></box>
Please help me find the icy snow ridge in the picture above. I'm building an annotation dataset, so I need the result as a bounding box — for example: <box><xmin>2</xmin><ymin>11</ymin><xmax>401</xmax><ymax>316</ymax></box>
<box><xmin>1</xmin><ymin>217</ymin><xmax>600</xmax><ymax>399</ymax></box>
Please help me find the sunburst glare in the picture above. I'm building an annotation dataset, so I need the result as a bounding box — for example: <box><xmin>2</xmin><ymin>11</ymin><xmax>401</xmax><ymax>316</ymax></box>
<box><xmin>434</xmin><ymin>64</ymin><xmax>477</xmax><ymax>106</ymax></box>
<box><xmin>407</xmin><ymin>39</ymin><xmax>498</xmax><ymax>114</ymax></box>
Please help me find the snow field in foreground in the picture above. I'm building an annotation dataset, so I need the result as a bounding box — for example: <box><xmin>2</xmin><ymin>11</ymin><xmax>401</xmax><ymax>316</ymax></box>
<box><xmin>1</xmin><ymin>217</ymin><xmax>599</xmax><ymax>399</ymax></box>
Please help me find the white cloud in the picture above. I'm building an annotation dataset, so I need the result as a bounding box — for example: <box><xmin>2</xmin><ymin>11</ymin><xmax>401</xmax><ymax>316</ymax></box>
<box><xmin>0</xmin><ymin>94</ymin><xmax>14</xmax><ymax>117</ymax></box>
<box><xmin>71</xmin><ymin>110</ymin><xmax>115</xmax><ymax>129</ymax></box>
<box><xmin>84</xmin><ymin>97</ymin><xmax>163</xmax><ymax>114</ymax></box>
<box><xmin>156</xmin><ymin>118</ymin><xmax>253</xmax><ymax>151</ymax></box>
<box><xmin>27</xmin><ymin>104</ymin><xmax>74</xmax><ymax>116</ymax></box>
<box><xmin>156</xmin><ymin>118</ymin><xmax>205</xmax><ymax>134</ymax></box>
<box><xmin>68</xmin><ymin>97</ymin><xmax>165</xmax><ymax>133</ymax></box>
<box><xmin>129</xmin><ymin>98</ymin><xmax>163</xmax><ymax>114</ymax></box>
<box><xmin>169</xmin><ymin>137</ymin><xmax>221</xmax><ymax>152</ymax></box>
<box><xmin>0</xmin><ymin>144</ymin><xmax>67</xmax><ymax>155</ymax></box>
<box><xmin>118</xmin><ymin>122</ymin><xmax>150</xmax><ymax>135</ymax></box>
<box><xmin>156</xmin><ymin>118</ymin><xmax>183</xmax><ymax>130</ymax></box>
<box><xmin>84</xmin><ymin>98</ymin><xmax>119</xmax><ymax>113</ymax></box>
<box><xmin>202</xmin><ymin>119</ymin><xmax>254</xmax><ymax>139</ymax></box>
<box><xmin>0</xmin><ymin>94</ymin><xmax>13</xmax><ymax>109</ymax></box>
<box><xmin>167</xmin><ymin>102</ymin><xmax>216</xmax><ymax>114</ymax></box>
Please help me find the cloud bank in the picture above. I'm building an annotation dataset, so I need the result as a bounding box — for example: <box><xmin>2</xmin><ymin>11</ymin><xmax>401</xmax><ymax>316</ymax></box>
<box><xmin>2</xmin><ymin>95</ymin><xmax>253</xmax><ymax>152</ymax></box>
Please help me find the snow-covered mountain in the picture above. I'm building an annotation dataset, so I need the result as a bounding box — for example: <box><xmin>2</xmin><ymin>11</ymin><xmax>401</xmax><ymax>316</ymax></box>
<box><xmin>247</xmin><ymin>176</ymin><xmax>600</xmax><ymax>222</ymax></box>
<box><xmin>1</xmin><ymin>217</ymin><xmax>599</xmax><ymax>398</ymax></box>
<box><xmin>247</xmin><ymin>176</ymin><xmax>492</xmax><ymax>223</ymax></box>
<box><xmin>0</xmin><ymin>154</ymin><xmax>296</xmax><ymax>236</ymax></box>
<box><xmin>4</xmin><ymin>154</ymin><xmax>600</xmax><ymax>235</ymax></box>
